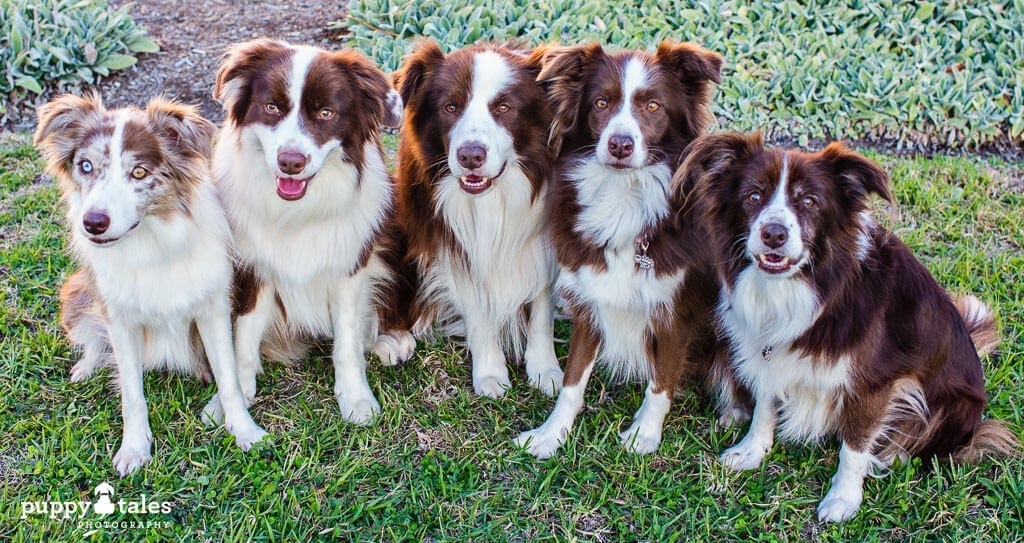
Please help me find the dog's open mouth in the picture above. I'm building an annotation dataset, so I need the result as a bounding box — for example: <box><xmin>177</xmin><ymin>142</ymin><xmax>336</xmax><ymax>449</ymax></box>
<box><xmin>459</xmin><ymin>163</ymin><xmax>506</xmax><ymax>195</ymax></box>
<box><xmin>276</xmin><ymin>176</ymin><xmax>312</xmax><ymax>201</ymax></box>
<box><xmin>757</xmin><ymin>252</ymin><xmax>794</xmax><ymax>274</ymax></box>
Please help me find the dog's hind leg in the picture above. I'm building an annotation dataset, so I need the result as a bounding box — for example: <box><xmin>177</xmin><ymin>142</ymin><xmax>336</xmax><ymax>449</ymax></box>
<box><xmin>60</xmin><ymin>270</ymin><xmax>112</xmax><ymax>382</ymax></box>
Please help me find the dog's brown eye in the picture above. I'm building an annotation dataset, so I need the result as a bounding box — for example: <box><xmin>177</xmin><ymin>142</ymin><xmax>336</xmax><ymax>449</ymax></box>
<box><xmin>130</xmin><ymin>166</ymin><xmax>148</xmax><ymax>180</ymax></box>
<box><xmin>444</xmin><ymin>102</ymin><xmax>458</xmax><ymax>113</ymax></box>
<box><xmin>646</xmin><ymin>101</ymin><xmax>661</xmax><ymax>112</ymax></box>
<box><xmin>264</xmin><ymin>103</ymin><xmax>280</xmax><ymax>115</ymax></box>
<box><xmin>318</xmin><ymin>108</ymin><xmax>335</xmax><ymax>120</ymax></box>
<box><xmin>79</xmin><ymin>159</ymin><xmax>94</xmax><ymax>175</ymax></box>
<box><xmin>496</xmin><ymin>103</ymin><xmax>511</xmax><ymax>114</ymax></box>
<box><xmin>595</xmin><ymin>98</ymin><xmax>608</xmax><ymax>109</ymax></box>
<box><xmin>748</xmin><ymin>191</ymin><xmax>762</xmax><ymax>203</ymax></box>
<box><xmin>803</xmin><ymin>195</ymin><xmax>817</xmax><ymax>207</ymax></box>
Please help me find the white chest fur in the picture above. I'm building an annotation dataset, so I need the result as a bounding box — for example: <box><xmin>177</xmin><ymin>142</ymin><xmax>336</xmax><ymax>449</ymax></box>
<box><xmin>721</xmin><ymin>267</ymin><xmax>851</xmax><ymax>442</ymax></box>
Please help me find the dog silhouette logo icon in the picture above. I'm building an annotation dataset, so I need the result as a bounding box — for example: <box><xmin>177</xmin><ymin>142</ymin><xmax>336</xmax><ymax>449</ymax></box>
<box><xmin>93</xmin><ymin>482</ymin><xmax>115</xmax><ymax>515</ymax></box>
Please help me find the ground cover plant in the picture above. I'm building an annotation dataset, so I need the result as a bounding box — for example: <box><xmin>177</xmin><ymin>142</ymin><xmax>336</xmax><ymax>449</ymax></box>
<box><xmin>2</xmin><ymin>128</ymin><xmax>1022</xmax><ymax>540</ymax></box>
<box><xmin>339</xmin><ymin>0</ymin><xmax>1024</xmax><ymax>151</ymax></box>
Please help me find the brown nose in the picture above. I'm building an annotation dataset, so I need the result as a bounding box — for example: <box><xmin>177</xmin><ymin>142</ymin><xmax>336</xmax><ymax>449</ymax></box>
<box><xmin>83</xmin><ymin>210</ymin><xmax>110</xmax><ymax>235</ymax></box>
<box><xmin>277</xmin><ymin>151</ymin><xmax>307</xmax><ymax>175</ymax></box>
<box><xmin>761</xmin><ymin>223</ymin><xmax>788</xmax><ymax>249</ymax></box>
<box><xmin>608</xmin><ymin>134</ymin><xmax>634</xmax><ymax>159</ymax></box>
<box><xmin>456</xmin><ymin>142</ymin><xmax>487</xmax><ymax>170</ymax></box>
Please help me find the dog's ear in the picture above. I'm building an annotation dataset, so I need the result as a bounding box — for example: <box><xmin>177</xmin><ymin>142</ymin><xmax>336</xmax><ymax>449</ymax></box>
<box><xmin>146</xmin><ymin>97</ymin><xmax>216</xmax><ymax>162</ymax></box>
<box><xmin>333</xmin><ymin>50</ymin><xmax>402</xmax><ymax>132</ymax></box>
<box><xmin>673</xmin><ymin>131</ymin><xmax>762</xmax><ymax>208</ymax></box>
<box><xmin>820</xmin><ymin>142</ymin><xmax>893</xmax><ymax>206</ymax></box>
<box><xmin>653</xmin><ymin>40</ymin><xmax>723</xmax><ymax>139</ymax></box>
<box><xmin>34</xmin><ymin>92</ymin><xmax>105</xmax><ymax>177</ymax></box>
<box><xmin>393</xmin><ymin>39</ymin><xmax>445</xmax><ymax>108</ymax></box>
<box><xmin>536</xmin><ymin>42</ymin><xmax>604</xmax><ymax>151</ymax></box>
<box><xmin>521</xmin><ymin>43</ymin><xmax>554</xmax><ymax>77</ymax></box>
<box><xmin>214</xmin><ymin>39</ymin><xmax>290</xmax><ymax>124</ymax></box>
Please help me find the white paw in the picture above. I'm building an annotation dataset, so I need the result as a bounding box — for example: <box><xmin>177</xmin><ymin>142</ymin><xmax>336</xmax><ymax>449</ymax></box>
<box><xmin>228</xmin><ymin>420</ymin><xmax>268</xmax><ymax>451</ymax></box>
<box><xmin>817</xmin><ymin>488</ymin><xmax>863</xmax><ymax>523</ymax></box>
<box><xmin>474</xmin><ymin>375</ymin><xmax>511</xmax><ymax>399</ymax></box>
<box><xmin>528</xmin><ymin>367</ymin><xmax>563</xmax><ymax>397</ymax></box>
<box><xmin>620</xmin><ymin>424</ymin><xmax>663</xmax><ymax>455</ymax></box>
<box><xmin>337</xmin><ymin>394</ymin><xmax>382</xmax><ymax>425</ymax></box>
<box><xmin>70</xmin><ymin>357</ymin><xmax>100</xmax><ymax>382</ymax></box>
<box><xmin>717</xmin><ymin>406</ymin><xmax>752</xmax><ymax>428</ymax></box>
<box><xmin>113</xmin><ymin>442</ymin><xmax>152</xmax><ymax>477</ymax></box>
<box><xmin>513</xmin><ymin>426</ymin><xmax>565</xmax><ymax>460</ymax></box>
<box><xmin>720</xmin><ymin>441</ymin><xmax>767</xmax><ymax>471</ymax></box>
<box><xmin>200</xmin><ymin>395</ymin><xmax>224</xmax><ymax>427</ymax></box>
<box><xmin>372</xmin><ymin>331</ymin><xmax>416</xmax><ymax>367</ymax></box>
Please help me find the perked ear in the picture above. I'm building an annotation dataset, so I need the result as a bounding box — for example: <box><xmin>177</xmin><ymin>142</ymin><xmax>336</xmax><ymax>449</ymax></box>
<box><xmin>214</xmin><ymin>39</ymin><xmax>290</xmax><ymax>123</ymax></box>
<box><xmin>34</xmin><ymin>92</ymin><xmax>105</xmax><ymax>177</ymax></box>
<box><xmin>392</xmin><ymin>39</ymin><xmax>445</xmax><ymax>108</ymax></box>
<box><xmin>145</xmin><ymin>97</ymin><xmax>216</xmax><ymax>161</ymax></box>
<box><xmin>536</xmin><ymin>42</ymin><xmax>604</xmax><ymax>150</ymax></box>
<box><xmin>673</xmin><ymin>131</ymin><xmax>763</xmax><ymax>202</ymax></box>
<box><xmin>653</xmin><ymin>40</ymin><xmax>723</xmax><ymax>88</ymax></box>
<box><xmin>820</xmin><ymin>142</ymin><xmax>894</xmax><ymax>205</ymax></box>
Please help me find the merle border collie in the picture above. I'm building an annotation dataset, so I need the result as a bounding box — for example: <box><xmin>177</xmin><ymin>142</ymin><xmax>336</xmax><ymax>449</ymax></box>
<box><xmin>35</xmin><ymin>94</ymin><xmax>266</xmax><ymax>476</ymax></box>
<box><xmin>515</xmin><ymin>41</ymin><xmax>743</xmax><ymax>459</ymax></box>
<box><xmin>677</xmin><ymin>131</ymin><xmax>1018</xmax><ymax>522</ymax></box>
<box><xmin>206</xmin><ymin>39</ymin><xmax>410</xmax><ymax>425</ymax></box>
<box><xmin>391</xmin><ymin>40</ymin><xmax>564</xmax><ymax>398</ymax></box>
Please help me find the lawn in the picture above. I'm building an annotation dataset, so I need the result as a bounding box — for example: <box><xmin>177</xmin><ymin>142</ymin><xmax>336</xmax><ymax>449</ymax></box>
<box><xmin>1</xmin><ymin>128</ymin><xmax>1022</xmax><ymax>541</ymax></box>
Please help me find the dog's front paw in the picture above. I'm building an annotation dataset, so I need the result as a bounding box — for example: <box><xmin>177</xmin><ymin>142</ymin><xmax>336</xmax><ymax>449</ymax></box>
<box><xmin>817</xmin><ymin>488</ymin><xmax>863</xmax><ymax>523</ymax></box>
<box><xmin>372</xmin><ymin>331</ymin><xmax>416</xmax><ymax>367</ymax></box>
<box><xmin>528</xmin><ymin>367</ymin><xmax>563</xmax><ymax>397</ymax></box>
<box><xmin>719</xmin><ymin>441</ymin><xmax>767</xmax><ymax>471</ymax></box>
<box><xmin>337</xmin><ymin>393</ymin><xmax>381</xmax><ymax>425</ymax></box>
<box><xmin>201</xmin><ymin>395</ymin><xmax>224</xmax><ymax>427</ymax></box>
<box><xmin>113</xmin><ymin>442</ymin><xmax>152</xmax><ymax>477</ymax></box>
<box><xmin>620</xmin><ymin>422</ymin><xmax>662</xmax><ymax>455</ymax></box>
<box><xmin>514</xmin><ymin>426</ymin><xmax>565</xmax><ymax>460</ymax></box>
<box><xmin>717</xmin><ymin>406</ymin><xmax>752</xmax><ymax>429</ymax></box>
<box><xmin>228</xmin><ymin>420</ymin><xmax>268</xmax><ymax>450</ymax></box>
<box><xmin>474</xmin><ymin>375</ymin><xmax>511</xmax><ymax>399</ymax></box>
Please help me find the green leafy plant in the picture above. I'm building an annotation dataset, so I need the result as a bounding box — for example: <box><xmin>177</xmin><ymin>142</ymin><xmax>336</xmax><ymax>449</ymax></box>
<box><xmin>338</xmin><ymin>0</ymin><xmax>1024</xmax><ymax>151</ymax></box>
<box><xmin>0</xmin><ymin>0</ymin><xmax>158</xmax><ymax>116</ymax></box>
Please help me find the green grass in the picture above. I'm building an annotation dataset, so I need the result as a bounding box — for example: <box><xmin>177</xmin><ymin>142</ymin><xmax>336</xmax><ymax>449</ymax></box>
<box><xmin>2</xmin><ymin>130</ymin><xmax>1022</xmax><ymax>541</ymax></box>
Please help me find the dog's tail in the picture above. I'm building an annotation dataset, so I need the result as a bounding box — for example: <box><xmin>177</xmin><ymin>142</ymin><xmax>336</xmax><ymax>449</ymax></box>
<box><xmin>954</xmin><ymin>294</ymin><xmax>999</xmax><ymax>357</ymax></box>
<box><xmin>953</xmin><ymin>419</ymin><xmax>1019</xmax><ymax>463</ymax></box>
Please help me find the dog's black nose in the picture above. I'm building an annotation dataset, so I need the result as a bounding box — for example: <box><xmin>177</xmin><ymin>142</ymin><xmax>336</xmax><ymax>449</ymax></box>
<box><xmin>277</xmin><ymin>151</ymin><xmax>307</xmax><ymax>175</ymax></box>
<box><xmin>761</xmin><ymin>223</ymin><xmax>788</xmax><ymax>249</ymax></box>
<box><xmin>456</xmin><ymin>143</ymin><xmax>487</xmax><ymax>170</ymax></box>
<box><xmin>608</xmin><ymin>134</ymin><xmax>634</xmax><ymax>159</ymax></box>
<box><xmin>83</xmin><ymin>210</ymin><xmax>110</xmax><ymax>235</ymax></box>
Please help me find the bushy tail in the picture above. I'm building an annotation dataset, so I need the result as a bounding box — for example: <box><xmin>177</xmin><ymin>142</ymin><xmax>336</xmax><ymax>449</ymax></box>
<box><xmin>953</xmin><ymin>419</ymin><xmax>1019</xmax><ymax>463</ymax></box>
<box><xmin>954</xmin><ymin>294</ymin><xmax>999</xmax><ymax>357</ymax></box>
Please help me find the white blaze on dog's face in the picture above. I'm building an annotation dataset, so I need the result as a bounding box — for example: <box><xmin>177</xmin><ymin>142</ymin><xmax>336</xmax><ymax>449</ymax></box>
<box><xmin>745</xmin><ymin>154</ymin><xmax>809</xmax><ymax>277</ymax></box>
<box><xmin>445</xmin><ymin>51</ymin><xmax>517</xmax><ymax>194</ymax></box>
<box><xmin>214</xmin><ymin>40</ymin><xmax>400</xmax><ymax>201</ymax></box>
<box><xmin>34</xmin><ymin>94</ymin><xmax>214</xmax><ymax>247</ymax></box>
<box><xmin>592</xmin><ymin>58</ymin><xmax>654</xmax><ymax>170</ymax></box>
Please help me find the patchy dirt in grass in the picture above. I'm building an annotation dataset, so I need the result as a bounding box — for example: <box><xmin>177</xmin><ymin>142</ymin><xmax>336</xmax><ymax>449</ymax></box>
<box><xmin>4</xmin><ymin>0</ymin><xmax>348</xmax><ymax>130</ymax></box>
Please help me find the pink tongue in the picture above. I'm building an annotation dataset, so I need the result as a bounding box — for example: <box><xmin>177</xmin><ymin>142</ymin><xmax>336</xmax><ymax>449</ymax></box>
<box><xmin>277</xmin><ymin>177</ymin><xmax>306</xmax><ymax>197</ymax></box>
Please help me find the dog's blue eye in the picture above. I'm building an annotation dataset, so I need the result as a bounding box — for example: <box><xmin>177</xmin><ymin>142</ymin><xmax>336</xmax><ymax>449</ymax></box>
<box><xmin>79</xmin><ymin>160</ymin><xmax>93</xmax><ymax>174</ymax></box>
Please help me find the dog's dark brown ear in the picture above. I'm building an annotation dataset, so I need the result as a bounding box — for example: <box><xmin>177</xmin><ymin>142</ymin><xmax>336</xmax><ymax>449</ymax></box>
<box><xmin>537</xmin><ymin>42</ymin><xmax>604</xmax><ymax>150</ymax></box>
<box><xmin>146</xmin><ymin>97</ymin><xmax>216</xmax><ymax>162</ymax></box>
<box><xmin>332</xmin><ymin>50</ymin><xmax>401</xmax><ymax>131</ymax></box>
<box><xmin>654</xmin><ymin>40</ymin><xmax>723</xmax><ymax>138</ymax></box>
<box><xmin>820</xmin><ymin>142</ymin><xmax>893</xmax><ymax>206</ymax></box>
<box><xmin>34</xmin><ymin>92</ymin><xmax>105</xmax><ymax>178</ymax></box>
<box><xmin>393</xmin><ymin>39</ymin><xmax>445</xmax><ymax>108</ymax></box>
<box><xmin>214</xmin><ymin>39</ymin><xmax>290</xmax><ymax>124</ymax></box>
<box><xmin>674</xmin><ymin>131</ymin><xmax>762</xmax><ymax>207</ymax></box>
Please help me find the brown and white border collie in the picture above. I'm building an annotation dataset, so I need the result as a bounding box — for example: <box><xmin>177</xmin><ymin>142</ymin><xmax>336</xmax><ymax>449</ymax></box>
<box><xmin>515</xmin><ymin>41</ymin><xmax>736</xmax><ymax>458</ymax></box>
<box><xmin>677</xmin><ymin>131</ymin><xmax>1018</xmax><ymax>522</ymax></box>
<box><xmin>206</xmin><ymin>39</ymin><xmax>409</xmax><ymax>425</ymax></box>
<box><xmin>392</xmin><ymin>40</ymin><xmax>563</xmax><ymax>398</ymax></box>
<box><xmin>35</xmin><ymin>94</ymin><xmax>266</xmax><ymax>476</ymax></box>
